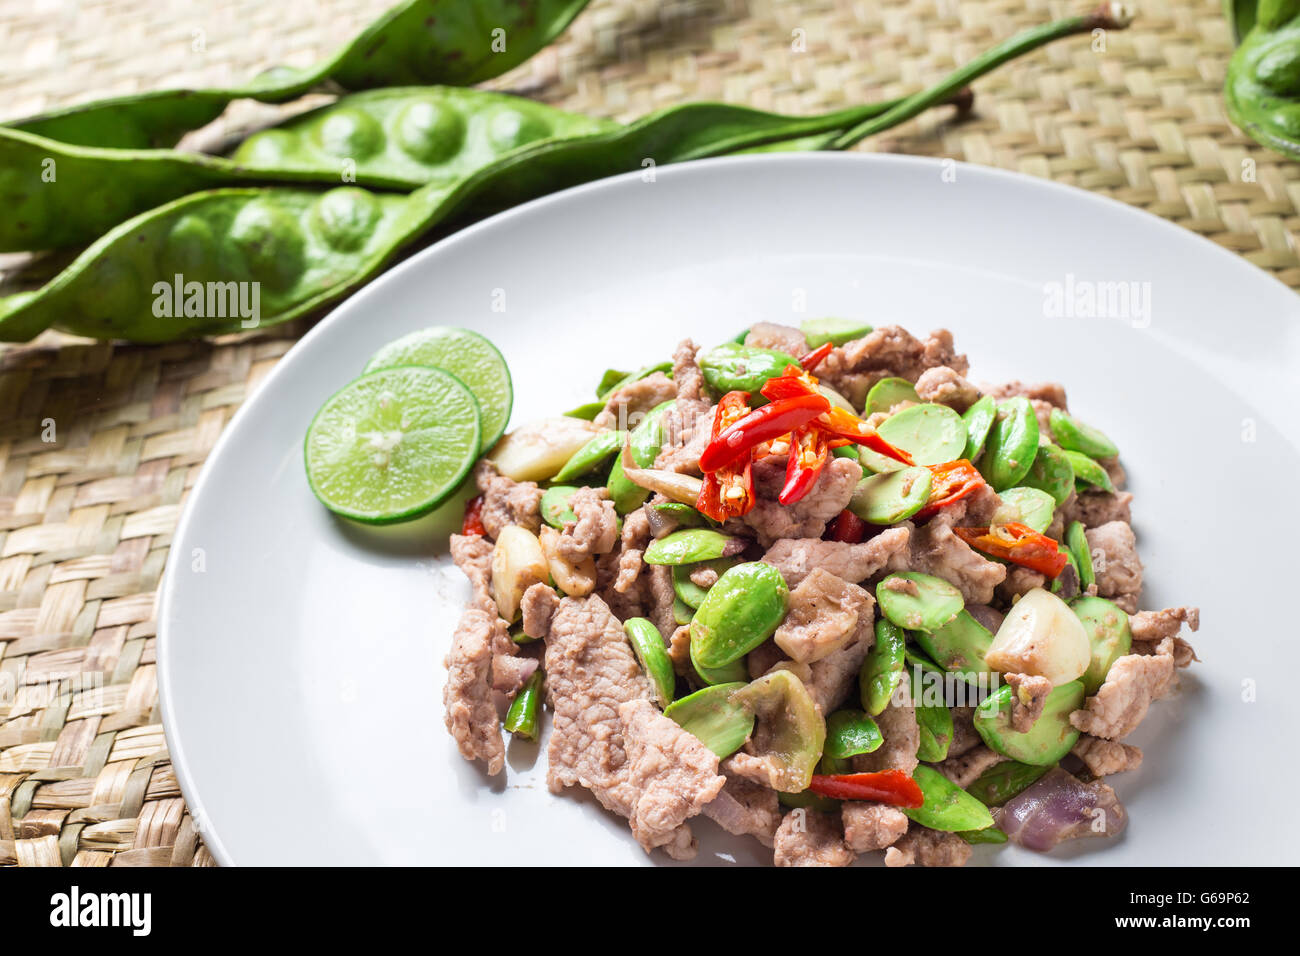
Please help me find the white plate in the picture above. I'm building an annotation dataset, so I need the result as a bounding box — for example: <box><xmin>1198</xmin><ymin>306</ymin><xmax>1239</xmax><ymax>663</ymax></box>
<box><xmin>158</xmin><ymin>153</ymin><xmax>1300</xmax><ymax>866</ymax></box>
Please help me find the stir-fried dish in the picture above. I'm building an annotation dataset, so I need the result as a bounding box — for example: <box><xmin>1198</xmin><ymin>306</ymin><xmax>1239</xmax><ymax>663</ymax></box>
<box><xmin>436</xmin><ymin>320</ymin><xmax>1200</xmax><ymax>866</ymax></box>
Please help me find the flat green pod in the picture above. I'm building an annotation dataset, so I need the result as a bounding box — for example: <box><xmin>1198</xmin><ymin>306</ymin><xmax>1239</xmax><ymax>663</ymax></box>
<box><xmin>1048</xmin><ymin>407</ymin><xmax>1119</xmax><ymax>459</ymax></box>
<box><xmin>539</xmin><ymin>486</ymin><xmax>582</xmax><ymax>528</ymax></box>
<box><xmin>551</xmin><ymin>430</ymin><xmax>626</xmax><ymax>482</ymax></box>
<box><xmin>1063</xmin><ymin>449</ymin><xmax>1115</xmax><ymax>493</ymax></box>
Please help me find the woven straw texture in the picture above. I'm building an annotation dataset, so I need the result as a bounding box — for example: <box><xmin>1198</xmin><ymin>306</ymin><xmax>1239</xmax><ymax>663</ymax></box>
<box><xmin>0</xmin><ymin>0</ymin><xmax>1295</xmax><ymax>867</ymax></box>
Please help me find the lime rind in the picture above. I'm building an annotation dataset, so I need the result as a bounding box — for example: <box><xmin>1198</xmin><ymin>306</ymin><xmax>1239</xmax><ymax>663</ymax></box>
<box><xmin>363</xmin><ymin>326</ymin><xmax>513</xmax><ymax>453</ymax></box>
<box><xmin>304</xmin><ymin>364</ymin><xmax>481</xmax><ymax>524</ymax></box>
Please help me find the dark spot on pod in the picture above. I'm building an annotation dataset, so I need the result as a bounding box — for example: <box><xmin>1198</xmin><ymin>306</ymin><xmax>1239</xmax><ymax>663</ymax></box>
<box><xmin>314</xmin><ymin>107</ymin><xmax>384</xmax><ymax>159</ymax></box>
<box><xmin>309</xmin><ymin>188</ymin><xmax>382</xmax><ymax>252</ymax></box>
<box><xmin>392</xmin><ymin>99</ymin><xmax>465</xmax><ymax>164</ymax></box>
<box><xmin>229</xmin><ymin>199</ymin><xmax>305</xmax><ymax>291</ymax></box>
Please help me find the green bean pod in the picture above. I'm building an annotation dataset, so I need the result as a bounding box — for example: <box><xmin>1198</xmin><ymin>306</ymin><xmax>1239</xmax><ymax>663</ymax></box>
<box><xmin>1224</xmin><ymin>1</ymin><xmax>1300</xmax><ymax>160</ymax></box>
<box><xmin>3</xmin><ymin>0</ymin><xmax>596</xmax><ymax>150</ymax></box>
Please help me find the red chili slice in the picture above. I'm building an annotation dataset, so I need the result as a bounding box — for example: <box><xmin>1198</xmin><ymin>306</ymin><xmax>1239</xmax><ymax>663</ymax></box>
<box><xmin>807</xmin><ymin>770</ymin><xmax>924</xmax><ymax>808</ymax></box>
<box><xmin>698</xmin><ymin>392</ymin><xmax>830</xmax><ymax>473</ymax></box>
<box><xmin>953</xmin><ymin>522</ymin><xmax>1069</xmax><ymax>578</ymax></box>
<box><xmin>914</xmin><ymin>459</ymin><xmax>987</xmax><ymax>520</ymax></box>
<box><xmin>462</xmin><ymin>495</ymin><xmax>487</xmax><ymax>536</ymax></box>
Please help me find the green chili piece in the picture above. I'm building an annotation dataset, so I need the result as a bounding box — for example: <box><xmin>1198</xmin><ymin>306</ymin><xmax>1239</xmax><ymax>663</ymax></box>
<box><xmin>504</xmin><ymin>670</ymin><xmax>545</xmax><ymax>740</ymax></box>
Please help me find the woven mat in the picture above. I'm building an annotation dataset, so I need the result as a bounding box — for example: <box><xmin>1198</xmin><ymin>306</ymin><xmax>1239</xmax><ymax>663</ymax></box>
<box><xmin>0</xmin><ymin>0</ymin><xmax>1294</xmax><ymax>868</ymax></box>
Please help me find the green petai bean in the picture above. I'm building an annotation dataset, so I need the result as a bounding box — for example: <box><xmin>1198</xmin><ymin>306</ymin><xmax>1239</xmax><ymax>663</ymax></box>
<box><xmin>914</xmin><ymin>609</ymin><xmax>996</xmax><ymax>680</ymax></box>
<box><xmin>0</xmin><ymin>88</ymin><xmax>611</xmax><ymax>252</ymax></box>
<box><xmin>673</xmin><ymin>596</ymin><xmax>695</xmax><ymax>627</ymax></box>
<box><xmin>1049</xmin><ymin>407</ymin><xmax>1119</xmax><ymax>459</ymax></box>
<box><xmin>672</xmin><ymin>556</ymin><xmax>740</xmax><ymax>609</ymax></box>
<box><xmin>539</xmin><ymin>486</ymin><xmax>581</xmax><ymax>529</ymax></box>
<box><xmin>859</xmin><ymin>618</ymin><xmax>907</xmax><ymax>716</ymax></box>
<box><xmin>1066</xmin><ymin>520</ymin><xmax>1095</xmax><ymax>590</ymax></box>
<box><xmin>800</xmin><ymin>317</ymin><xmax>872</xmax><ymax>348</ymax></box>
<box><xmin>664</xmin><ymin>682</ymin><xmax>754</xmax><ymax>759</ymax></box>
<box><xmin>1224</xmin><ymin>0</ymin><xmax>1300</xmax><ymax>160</ymax></box>
<box><xmin>974</xmin><ymin>681</ymin><xmax>1085</xmax><ymax>766</ymax></box>
<box><xmin>697</xmin><ymin>342</ymin><xmax>801</xmax><ymax>395</ymax></box>
<box><xmin>690</xmin><ymin>562</ymin><xmax>788</xmax><ymax>669</ymax></box>
<box><xmin>1019</xmin><ymin>441</ymin><xmax>1075</xmax><ymax>506</ymax></box>
<box><xmin>864</xmin><ymin>377</ymin><xmax>920</xmax><ymax>416</ymax></box>
<box><xmin>904</xmin><ymin>765</ymin><xmax>994</xmax><ymax>833</ymax></box>
<box><xmin>824</xmin><ymin>710</ymin><xmax>884</xmax><ymax>759</ymax></box>
<box><xmin>877</xmin><ymin>402</ymin><xmax>967</xmax><ymax>465</ymax></box>
<box><xmin>690</xmin><ymin>638</ymin><xmax>749</xmax><ymax>686</ymax></box>
<box><xmin>623</xmin><ymin>618</ymin><xmax>677</xmax><ymax>705</ymax></box>
<box><xmin>643</xmin><ymin>528</ymin><xmax>745</xmax><ymax>566</ymax></box>
<box><xmin>552</xmin><ymin>430</ymin><xmax>626</xmax><ymax>482</ymax></box>
<box><xmin>1071</xmin><ymin>595</ymin><xmax>1132</xmax><ymax>695</ymax></box>
<box><xmin>876</xmin><ymin>572</ymin><xmax>964</xmax><ymax>633</ymax></box>
<box><xmin>961</xmin><ymin>394</ymin><xmax>998</xmax><ymax>461</ymax></box>
<box><xmin>1062</xmin><ymin>449</ymin><xmax>1114</xmax><ymax>493</ymax></box>
<box><xmin>977</xmin><ymin>397</ymin><xmax>1041</xmax><ymax>492</ymax></box>
<box><xmin>911</xmin><ymin>669</ymin><xmax>955</xmax><ymax>763</ymax></box>
<box><xmin>849</xmin><ymin>466</ymin><xmax>932</xmax><ymax>524</ymax></box>
<box><xmin>598</xmin><ymin>361</ymin><xmax>673</xmax><ymax>400</ymax></box>
<box><xmin>993</xmin><ymin>486</ymin><xmax>1057</xmax><ymax>534</ymax></box>
<box><xmin>2</xmin><ymin>0</ymin><xmax>595</xmax><ymax>150</ymax></box>
<box><xmin>606</xmin><ymin>400</ymin><xmax>674</xmax><ymax>513</ymax></box>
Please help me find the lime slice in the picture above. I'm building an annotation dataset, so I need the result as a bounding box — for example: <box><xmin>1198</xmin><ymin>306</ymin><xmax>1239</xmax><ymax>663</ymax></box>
<box><xmin>364</xmin><ymin>327</ymin><xmax>512</xmax><ymax>452</ymax></box>
<box><xmin>304</xmin><ymin>366</ymin><xmax>481</xmax><ymax>524</ymax></box>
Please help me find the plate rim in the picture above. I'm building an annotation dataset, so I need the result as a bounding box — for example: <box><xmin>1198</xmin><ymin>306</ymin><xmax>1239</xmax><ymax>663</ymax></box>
<box><xmin>155</xmin><ymin>151</ymin><xmax>1295</xmax><ymax>867</ymax></box>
